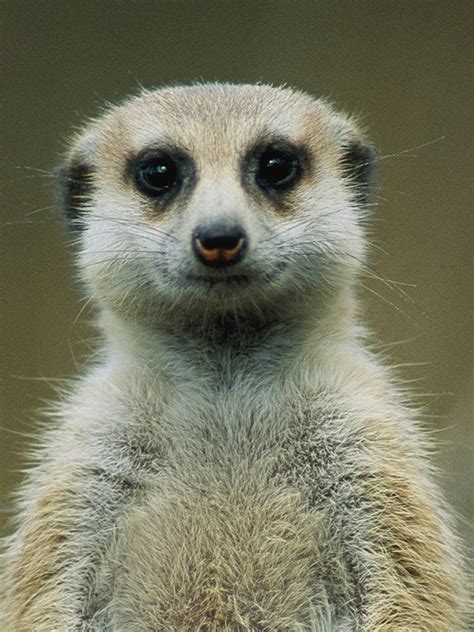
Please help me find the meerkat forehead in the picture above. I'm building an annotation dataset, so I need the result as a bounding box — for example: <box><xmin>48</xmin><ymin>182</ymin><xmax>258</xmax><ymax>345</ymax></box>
<box><xmin>78</xmin><ymin>83</ymin><xmax>354</xmax><ymax>170</ymax></box>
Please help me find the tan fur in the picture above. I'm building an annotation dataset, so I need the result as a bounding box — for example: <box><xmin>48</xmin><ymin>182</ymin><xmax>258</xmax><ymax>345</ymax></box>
<box><xmin>4</xmin><ymin>482</ymin><xmax>73</xmax><ymax>628</ymax></box>
<box><xmin>1</xmin><ymin>83</ymin><xmax>468</xmax><ymax>630</ymax></box>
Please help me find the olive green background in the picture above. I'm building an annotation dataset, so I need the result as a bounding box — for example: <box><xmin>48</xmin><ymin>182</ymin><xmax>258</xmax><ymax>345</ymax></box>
<box><xmin>1</xmin><ymin>1</ymin><xmax>472</xmax><ymax>550</ymax></box>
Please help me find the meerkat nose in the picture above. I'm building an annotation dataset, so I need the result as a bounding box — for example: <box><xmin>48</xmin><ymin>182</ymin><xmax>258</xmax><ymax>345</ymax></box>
<box><xmin>192</xmin><ymin>223</ymin><xmax>248</xmax><ymax>268</ymax></box>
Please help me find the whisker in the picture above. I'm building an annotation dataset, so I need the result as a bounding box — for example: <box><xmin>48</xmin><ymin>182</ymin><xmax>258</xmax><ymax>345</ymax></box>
<box><xmin>83</xmin><ymin>213</ymin><xmax>178</xmax><ymax>243</ymax></box>
<box><xmin>374</xmin><ymin>137</ymin><xmax>446</xmax><ymax>163</ymax></box>
<box><xmin>14</xmin><ymin>166</ymin><xmax>55</xmax><ymax>177</ymax></box>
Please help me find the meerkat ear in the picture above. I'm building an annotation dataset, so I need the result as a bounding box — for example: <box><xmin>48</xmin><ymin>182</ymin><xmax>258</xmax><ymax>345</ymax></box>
<box><xmin>56</xmin><ymin>158</ymin><xmax>95</xmax><ymax>232</ymax></box>
<box><xmin>341</xmin><ymin>139</ymin><xmax>376</xmax><ymax>205</ymax></box>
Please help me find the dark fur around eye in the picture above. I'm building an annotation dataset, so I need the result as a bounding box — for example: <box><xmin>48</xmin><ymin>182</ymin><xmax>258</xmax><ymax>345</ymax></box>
<box><xmin>126</xmin><ymin>147</ymin><xmax>196</xmax><ymax>206</ymax></box>
<box><xmin>250</xmin><ymin>143</ymin><xmax>306</xmax><ymax>197</ymax></box>
<box><xmin>256</xmin><ymin>147</ymin><xmax>301</xmax><ymax>190</ymax></box>
<box><xmin>56</xmin><ymin>161</ymin><xmax>95</xmax><ymax>232</ymax></box>
<box><xmin>134</xmin><ymin>153</ymin><xmax>180</xmax><ymax>197</ymax></box>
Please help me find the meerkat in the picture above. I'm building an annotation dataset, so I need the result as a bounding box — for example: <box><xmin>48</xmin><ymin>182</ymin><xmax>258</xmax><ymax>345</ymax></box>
<box><xmin>1</xmin><ymin>83</ymin><xmax>468</xmax><ymax>631</ymax></box>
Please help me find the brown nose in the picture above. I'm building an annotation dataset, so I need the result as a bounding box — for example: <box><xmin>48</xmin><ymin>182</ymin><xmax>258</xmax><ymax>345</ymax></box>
<box><xmin>192</xmin><ymin>225</ymin><xmax>247</xmax><ymax>268</ymax></box>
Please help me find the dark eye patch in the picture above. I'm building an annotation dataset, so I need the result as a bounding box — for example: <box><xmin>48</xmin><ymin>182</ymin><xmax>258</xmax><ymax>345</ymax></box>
<box><xmin>247</xmin><ymin>140</ymin><xmax>307</xmax><ymax>199</ymax></box>
<box><xmin>127</xmin><ymin>147</ymin><xmax>194</xmax><ymax>207</ymax></box>
<box><xmin>256</xmin><ymin>147</ymin><xmax>301</xmax><ymax>191</ymax></box>
<box><xmin>134</xmin><ymin>152</ymin><xmax>180</xmax><ymax>197</ymax></box>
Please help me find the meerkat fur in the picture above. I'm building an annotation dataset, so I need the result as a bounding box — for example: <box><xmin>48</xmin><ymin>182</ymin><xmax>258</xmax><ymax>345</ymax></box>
<box><xmin>1</xmin><ymin>83</ymin><xmax>468</xmax><ymax>630</ymax></box>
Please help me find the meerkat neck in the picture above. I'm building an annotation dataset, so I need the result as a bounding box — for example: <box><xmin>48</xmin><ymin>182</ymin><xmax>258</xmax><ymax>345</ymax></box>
<box><xmin>98</xmin><ymin>288</ymin><xmax>359</xmax><ymax>391</ymax></box>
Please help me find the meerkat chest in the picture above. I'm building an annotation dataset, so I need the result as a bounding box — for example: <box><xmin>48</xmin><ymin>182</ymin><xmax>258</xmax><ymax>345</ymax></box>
<box><xmin>94</xmin><ymin>380</ymin><xmax>364</xmax><ymax>629</ymax></box>
<box><xmin>139</xmin><ymin>380</ymin><xmax>293</xmax><ymax>469</ymax></box>
<box><xmin>107</xmin><ymin>373</ymin><xmax>352</xmax><ymax>499</ymax></box>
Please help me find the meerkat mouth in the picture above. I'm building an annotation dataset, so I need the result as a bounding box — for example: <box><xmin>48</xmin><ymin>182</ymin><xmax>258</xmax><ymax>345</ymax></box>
<box><xmin>186</xmin><ymin>273</ymin><xmax>251</xmax><ymax>286</ymax></box>
<box><xmin>186</xmin><ymin>264</ymin><xmax>285</xmax><ymax>289</ymax></box>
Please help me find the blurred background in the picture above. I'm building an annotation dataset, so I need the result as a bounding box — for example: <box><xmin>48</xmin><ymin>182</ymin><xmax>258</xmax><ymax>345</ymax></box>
<box><xmin>1</xmin><ymin>2</ymin><xmax>472</xmax><ymax>550</ymax></box>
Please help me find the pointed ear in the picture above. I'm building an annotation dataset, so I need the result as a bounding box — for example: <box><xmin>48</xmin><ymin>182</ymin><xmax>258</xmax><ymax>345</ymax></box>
<box><xmin>341</xmin><ymin>139</ymin><xmax>376</xmax><ymax>205</ymax></box>
<box><xmin>55</xmin><ymin>159</ymin><xmax>95</xmax><ymax>231</ymax></box>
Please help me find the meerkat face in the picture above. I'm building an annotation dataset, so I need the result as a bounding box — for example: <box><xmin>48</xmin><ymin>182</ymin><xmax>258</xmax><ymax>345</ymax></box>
<box><xmin>59</xmin><ymin>83</ymin><xmax>374</xmax><ymax>325</ymax></box>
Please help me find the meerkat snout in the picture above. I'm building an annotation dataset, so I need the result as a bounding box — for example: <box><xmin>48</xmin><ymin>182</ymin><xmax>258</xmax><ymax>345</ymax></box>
<box><xmin>192</xmin><ymin>222</ymin><xmax>248</xmax><ymax>267</ymax></box>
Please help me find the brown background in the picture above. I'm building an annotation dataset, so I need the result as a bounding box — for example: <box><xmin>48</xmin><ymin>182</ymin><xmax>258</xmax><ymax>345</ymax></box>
<box><xmin>1</xmin><ymin>2</ymin><xmax>472</xmax><ymax>550</ymax></box>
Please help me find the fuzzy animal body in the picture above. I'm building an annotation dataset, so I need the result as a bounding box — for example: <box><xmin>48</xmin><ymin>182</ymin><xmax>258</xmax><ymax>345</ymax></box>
<box><xmin>1</xmin><ymin>84</ymin><xmax>467</xmax><ymax>630</ymax></box>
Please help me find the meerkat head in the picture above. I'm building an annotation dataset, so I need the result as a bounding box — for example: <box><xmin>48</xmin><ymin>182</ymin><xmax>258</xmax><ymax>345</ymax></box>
<box><xmin>58</xmin><ymin>83</ymin><xmax>374</xmax><ymax>330</ymax></box>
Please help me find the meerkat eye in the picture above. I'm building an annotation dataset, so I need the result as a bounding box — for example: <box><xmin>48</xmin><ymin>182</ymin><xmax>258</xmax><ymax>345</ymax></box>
<box><xmin>134</xmin><ymin>153</ymin><xmax>179</xmax><ymax>196</ymax></box>
<box><xmin>256</xmin><ymin>147</ymin><xmax>301</xmax><ymax>191</ymax></box>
